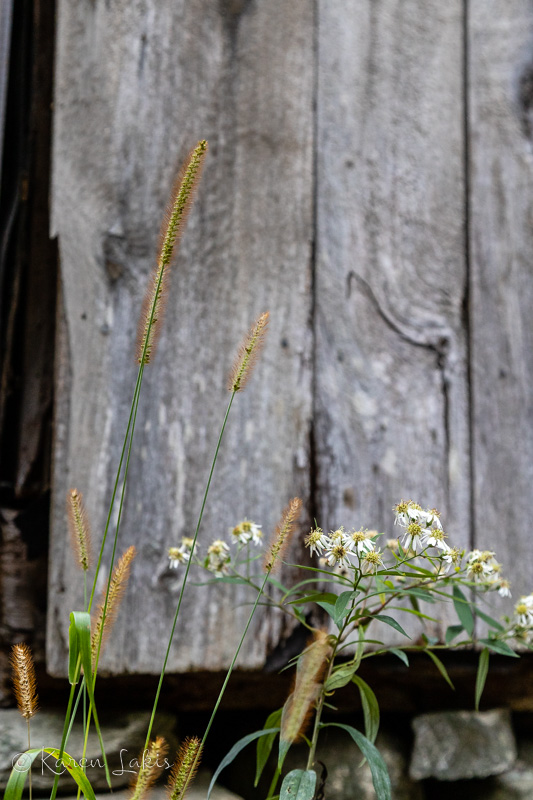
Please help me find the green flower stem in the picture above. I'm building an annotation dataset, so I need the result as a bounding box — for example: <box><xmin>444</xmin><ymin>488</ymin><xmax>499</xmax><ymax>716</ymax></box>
<box><xmin>49</xmin><ymin>677</ymin><xmax>78</xmax><ymax>800</ymax></box>
<box><xmin>51</xmin><ymin>367</ymin><xmax>145</xmax><ymax>800</ymax></box>
<box><xmin>306</xmin><ymin>576</ymin><xmax>362</xmax><ymax>771</ymax></box>
<box><xmin>266</xmin><ymin>765</ymin><xmax>281</xmax><ymax>799</ymax></box>
<box><xmin>144</xmin><ymin>392</ymin><xmax>236</xmax><ymax>751</ymax></box>
<box><xmin>229</xmin><ymin>569</ymin><xmax>314</xmax><ymax>630</ymax></box>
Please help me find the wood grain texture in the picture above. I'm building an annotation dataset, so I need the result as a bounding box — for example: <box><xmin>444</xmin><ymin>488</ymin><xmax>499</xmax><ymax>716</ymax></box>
<box><xmin>314</xmin><ymin>1</ymin><xmax>469</xmax><ymax>636</ymax></box>
<box><xmin>469</xmin><ymin>2</ymin><xmax>533</xmax><ymax>599</ymax></box>
<box><xmin>48</xmin><ymin>0</ymin><xmax>314</xmax><ymax>674</ymax></box>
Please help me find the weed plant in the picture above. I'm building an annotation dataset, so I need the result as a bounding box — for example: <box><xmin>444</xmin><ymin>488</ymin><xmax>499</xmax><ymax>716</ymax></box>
<box><xmin>6</xmin><ymin>142</ymin><xmax>533</xmax><ymax>800</ymax></box>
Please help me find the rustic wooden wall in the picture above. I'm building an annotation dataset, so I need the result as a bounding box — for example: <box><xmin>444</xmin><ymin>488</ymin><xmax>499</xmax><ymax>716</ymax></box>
<box><xmin>47</xmin><ymin>0</ymin><xmax>533</xmax><ymax>674</ymax></box>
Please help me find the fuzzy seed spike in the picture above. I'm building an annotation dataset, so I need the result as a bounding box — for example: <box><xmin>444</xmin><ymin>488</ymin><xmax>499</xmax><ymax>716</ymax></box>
<box><xmin>264</xmin><ymin>497</ymin><xmax>302</xmax><ymax>573</ymax></box>
<box><xmin>67</xmin><ymin>488</ymin><xmax>92</xmax><ymax>571</ymax></box>
<box><xmin>11</xmin><ymin>644</ymin><xmax>39</xmax><ymax>720</ymax></box>
<box><xmin>227</xmin><ymin>311</ymin><xmax>269</xmax><ymax>392</ymax></box>
<box><xmin>91</xmin><ymin>546</ymin><xmax>136</xmax><ymax>664</ymax></box>
<box><xmin>137</xmin><ymin>140</ymin><xmax>208</xmax><ymax>365</ymax></box>
<box><xmin>167</xmin><ymin>737</ymin><xmax>203</xmax><ymax>800</ymax></box>
<box><xmin>280</xmin><ymin>631</ymin><xmax>332</xmax><ymax>750</ymax></box>
<box><xmin>130</xmin><ymin>736</ymin><xmax>168</xmax><ymax>800</ymax></box>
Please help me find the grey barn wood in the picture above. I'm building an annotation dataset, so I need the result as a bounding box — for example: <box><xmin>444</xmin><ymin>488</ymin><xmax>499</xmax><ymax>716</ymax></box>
<box><xmin>47</xmin><ymin>0</ymin><xmax>533</xmax><ymax>673</ymax></box>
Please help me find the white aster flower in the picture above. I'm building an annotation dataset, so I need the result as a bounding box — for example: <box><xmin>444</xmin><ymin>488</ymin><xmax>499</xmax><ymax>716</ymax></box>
<box><xmin>206</xmin><ymin>539</ymin><xmax>231</xmax><ymax>577</ymax></box>
<box><xmin>425</xmin><ymin>527</ymin><xmax>450</xmax><ymax>552</ymax></box>
<box><xmin>168</xmin><ymin>545</ymin><xmax>189</xmax><ymax>569</ymax></box>
<box><xmin>401</xmin><ymin>522</ymin><xmax>427</xmax><ymax>553</ymax></box>
<box><xmin>304</xmin><ymin>526</ymin><xmax>329</xmax><ymax>556</ymax></box>
<box><xmin>361</xmin><ymin>549</ymin><xmax>384</xmax><ymax>575</ymax></box>
<box><xmin>466</xmin><ymin>550</ymin><xmax>500</xmax><ymax>583</ymax></box>
<box><xmin>496</xmin><ymin>579</ymin><xmax>512</xmax><ymax>598</ymax></box>
<box><xmin>515</xmin><ymin>596</ymin><xmax>533</xmax><ymax>627</ymax></box>
<box><xmin>329</xmin><ymin>527</ymin><xmax>345</xmax><ymax>543</ymax></box>
<box><xmin>230</xmin><ymin>519</ymin><xmax>262</xmax><ymax>545</ymax></box>
<box><xmin>346</xmin><ymin>528</ymin><xmax>375</xmax><ymax>555</ymax></box>
<box><xmin>324</xmin><ymin>542</ymin><xmax>352</xmax><ymax>569</ymax></box>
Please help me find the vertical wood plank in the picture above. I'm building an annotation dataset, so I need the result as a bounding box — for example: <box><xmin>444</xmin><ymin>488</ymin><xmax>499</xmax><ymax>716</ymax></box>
<box><xmin>469</xmin><ymin>2</ymin><xmax>533</xmax><ymax>598</ymax></box>
<box><xmin>315</xmin><ymin>1</ymin><xmax>469</xmax><ymax>634</ymax></box>
<box><xmin>48</xmin><ymin>0</ymin><xmax>314</xmax><ymax>674</ymax></box>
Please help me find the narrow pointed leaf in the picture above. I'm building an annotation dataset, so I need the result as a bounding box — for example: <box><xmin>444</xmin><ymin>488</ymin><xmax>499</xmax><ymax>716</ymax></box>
<box><xmin>279</xmin><ymin>769</ymin><xmax>316</xmax><ymax>800</ymax></box>
<box><xmin>389</xmin><ymin>648</ymin><xmax>409</xmax><ymax>667</ymax></box>
<box><xmin>452</xmin><ymin>586</ymin><xmax>474</xmax><ymax>636</ymax></box>
<box><xmin>352</xmin><ymin>675</ymin><xmax>380</xmax><ymax>744</ymax></box>
<box><xmin>321</xmin><ymin>723</ymin><xmax>391</xmax><ymax>800</ymax></box>
<box><xmin>474</xmin><ymin>608</ymin><xmax>505</xmax><ymax>632</ymax></box>
<box><xmin>255</xmin><ymin>709</ymin><xmax>282</xmax><ymax>786</ymax></box>
<box><xmin>479</xmin><ymin>638</ymin><xmax>519</xmax><ymax>658</ymax></box>
<box><xmin>207</xmin><ymin>729</ymin><xmax>279</xmax><ymax>799</ymax></box>
<box><xmin>475</xmin><ymin>648</ymin><xmax>490</xmax><ymax>711</ymax></box>
<box><xmin>69</xmin><ymin>612</ymin><xmax>111</xmax><ymax>787</ymax></box>
<box><xmin>374</xmin><ymin>614</ymin><xmax>411</xmax><ymax>639</ymax></box>
<box><xmin>425</xmin><ymin>649</ymin><xmax>455</xmax><ymax>689</ymax></box>
<box><xmin>445</xmin><ymin>624</ymin><xmax>464</xmax><ymax>644</ymax></box>
<box><xmin>5</xmin><ymin>748</ymin><xmax>96</xmax><ymax>800</ymax></box>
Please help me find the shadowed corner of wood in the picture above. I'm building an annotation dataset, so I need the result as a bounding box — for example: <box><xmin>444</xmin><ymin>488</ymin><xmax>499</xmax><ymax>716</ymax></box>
<box><xmin>219</xmin><ymin>0</ymin><xmax>251</xmax><ymax>19</ymax></box>
<box><xmin>517</xmin><ymin>57</ymin><xmax>533</xmax><ymax>140</ymax></box>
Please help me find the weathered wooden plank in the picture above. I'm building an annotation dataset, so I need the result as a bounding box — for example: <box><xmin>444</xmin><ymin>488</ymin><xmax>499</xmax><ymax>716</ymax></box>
<box><xmin>48</xmin><ymin>0</ymin><xmax>314</xmax><ymax>674</ymax></box>
<box><xmin>469</xmin><ymin>3</ymin><xmax>533</xmax><ymax>599</ymax></box>
<box><xmin>315</xmin><ymin>1</ymin><xmax>469</xmax><ymax>636</ymax></box>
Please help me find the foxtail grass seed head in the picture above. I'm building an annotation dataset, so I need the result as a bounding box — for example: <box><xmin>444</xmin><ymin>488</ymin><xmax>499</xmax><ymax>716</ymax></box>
<box><xmin>67</xmin><ymin>488</ymin><xmax>92</xmax><ymax>571</ymax></box>
<box><xmin>11</xmin><ymin>644</ymin><xmax>38</xmax><ymax>720</ymax></box>
<box><xmin>228</xmin><ymin>311</ymin><xmax>269</xmax><ymax>392</ymax></box>
<box><xmin>130</xmin><ymin>737</ymin><xmax>168</xmax><ymax>800</ymax></box>
<box><xmin>264</xmin><ymin>497</ymin><xmax>302</xmax><ymax>573</ymax></box>
<box><xmin>280</xmin><ymin>630</ymin><xmax>332</xmax><ymax>749</ymax></box>
<box><xmin>137</xmin><ymin>140</ymin><xmax>208</xmax><ymax>366</ymax></box>
<box><xmin>91</xmin><ymin>545</ymin><xmax>136</xmax><ymax>664</ymax></box>
<box><xmin>167</xmin><ymin>737</ymin><xmax>203</xmax><ymax>800</ymax></box>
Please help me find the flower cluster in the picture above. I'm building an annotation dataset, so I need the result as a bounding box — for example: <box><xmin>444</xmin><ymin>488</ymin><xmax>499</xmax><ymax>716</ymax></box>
<box><xmin>512</xmin><ymin>594</ymin><xmax>533</xmax><ymax>645</ymax></box>
<box><xmin>168</xmin><ymin>537</ymin><xmax>194</xmax><ymax>569</ymax></box>
<box><xmin>304</xmin><ymin>526</ymin><xmax>383</xmax><ymax>574</ymax></box>
<box><xmin>393</xmin><ymin>500</ymin><xmax>449</xmax><ymax>554</ymax></box>
<box><xmin>465</xmin><ymin>549</ymin><xmax>510</xmax><ymax>597</ymax></box>
<box><xmin>205</xmin><ymin>540</ymin><xmax>231</xmax><ymax>578</ymax></box>
<box><xmin>229</xmin><ymin>520</ymin><xmax>262</xmax><ymax>545</ymax></box>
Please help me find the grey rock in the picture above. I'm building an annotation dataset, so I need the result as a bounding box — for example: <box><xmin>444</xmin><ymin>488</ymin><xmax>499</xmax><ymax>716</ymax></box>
<box><xmin>63</xmin><ymin>771</ymin><xmax>244</xmax><ymax>799</ymax></box>
<box><xmin>410</xmin><ymin>708</ymin><xmax>517</xmax><ymax>781</ymax></box>
<box><xmin>459</xmin><ymin>761</ymin><xmax>533</xmax><ymax>800</ymax></box>
<box><xmin>0</xmin><ymin>708</ymin><xmax>178</xmax><ymax>793</ymax></box>
<box><xmin>282</xmin><ymin>728</ymin><xmax>423</xmax><ymax>800</ymax></box>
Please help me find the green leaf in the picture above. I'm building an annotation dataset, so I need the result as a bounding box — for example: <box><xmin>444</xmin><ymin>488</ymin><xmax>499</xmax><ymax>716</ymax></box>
<box><xmin>207</xmin><ymin>729</ymin><xmax>280</xmax><ymax>799</ymax></box>
<box><xmin>479</xmin><ymin>638</ymin><xmax>519</xmax><ymax>658</ymax></box>
<box><xmin>324</xmin><ymin>662</ymin><xmax>358</xmax><ymax>692</ymax></box>
<box><xmin>475</xmin><ymin>648</ymin><xmax>490</xmax><ymax>711</ymax></box>
<box><xmin>389</xmin><ymin>648</ymin><xmax>409</xmax><ymax>667</ymax></box>
<box><xmin>321</xmin><ymin>723</ymin><xmax>391</xmax><ymax>800</ymax></box>
<box><xmin>5</xmin><ymin>748</ymin><xmax>96</xmax><ymax>800</ymax></box>
<box><xmin>334</xmin><ymin>591</ymin><xmax>355</xmax><ymax>626</ymax></box>
<box><xmin>445</xmin><ymin>624</ymin><xmax>464</xmax><ymax>644</ymax></box>
<box><xmin>315</xmin><ymin>600</ymin><xmax>338</xmax><ymax>619</ymax></box>
<box><xmin>352</xmin><ymin>675</ymin><xmax>380</xmax><ymax>744</ymax></box>
<box><xmin>474</xmin><ymin>608</ymin><xmax>505</xmax><ymax>632</ymax></box>
<box><xmin>388</xmin><ymin>606</ymin><xmax>439</xmax><ymax>623</ymax></box>
<box><xmin>374</xmin><ymin>614</ymin><xmax>411</xmax><ymax>639</ymax></box>
<box><xmin>279</xmin><ymin>769</ymin><xmax>317</xmax><ymax>800</ymax></box>
<box><xmin>255</xmin><ymin>710</ymin><xmax>282</xmax><ymax>786</ymax></box>
<box><xmin>290</xmin><ymin>592</ymin><xmax>338</xmax><ymax>606</ymax></box>
<box><xmin>425</xmin><ymin>650</ymin><xmax>455</xmax><ymax>690</ymax></box>
<box><xmin>68</xmin><ymin>612</ymin><xmax>110</xmax><ymax>788</ymax></box>
<box><xmin>453</xmin><ymin>586</ymin><xmax>474</xmax><ymax>636</ymax></box>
